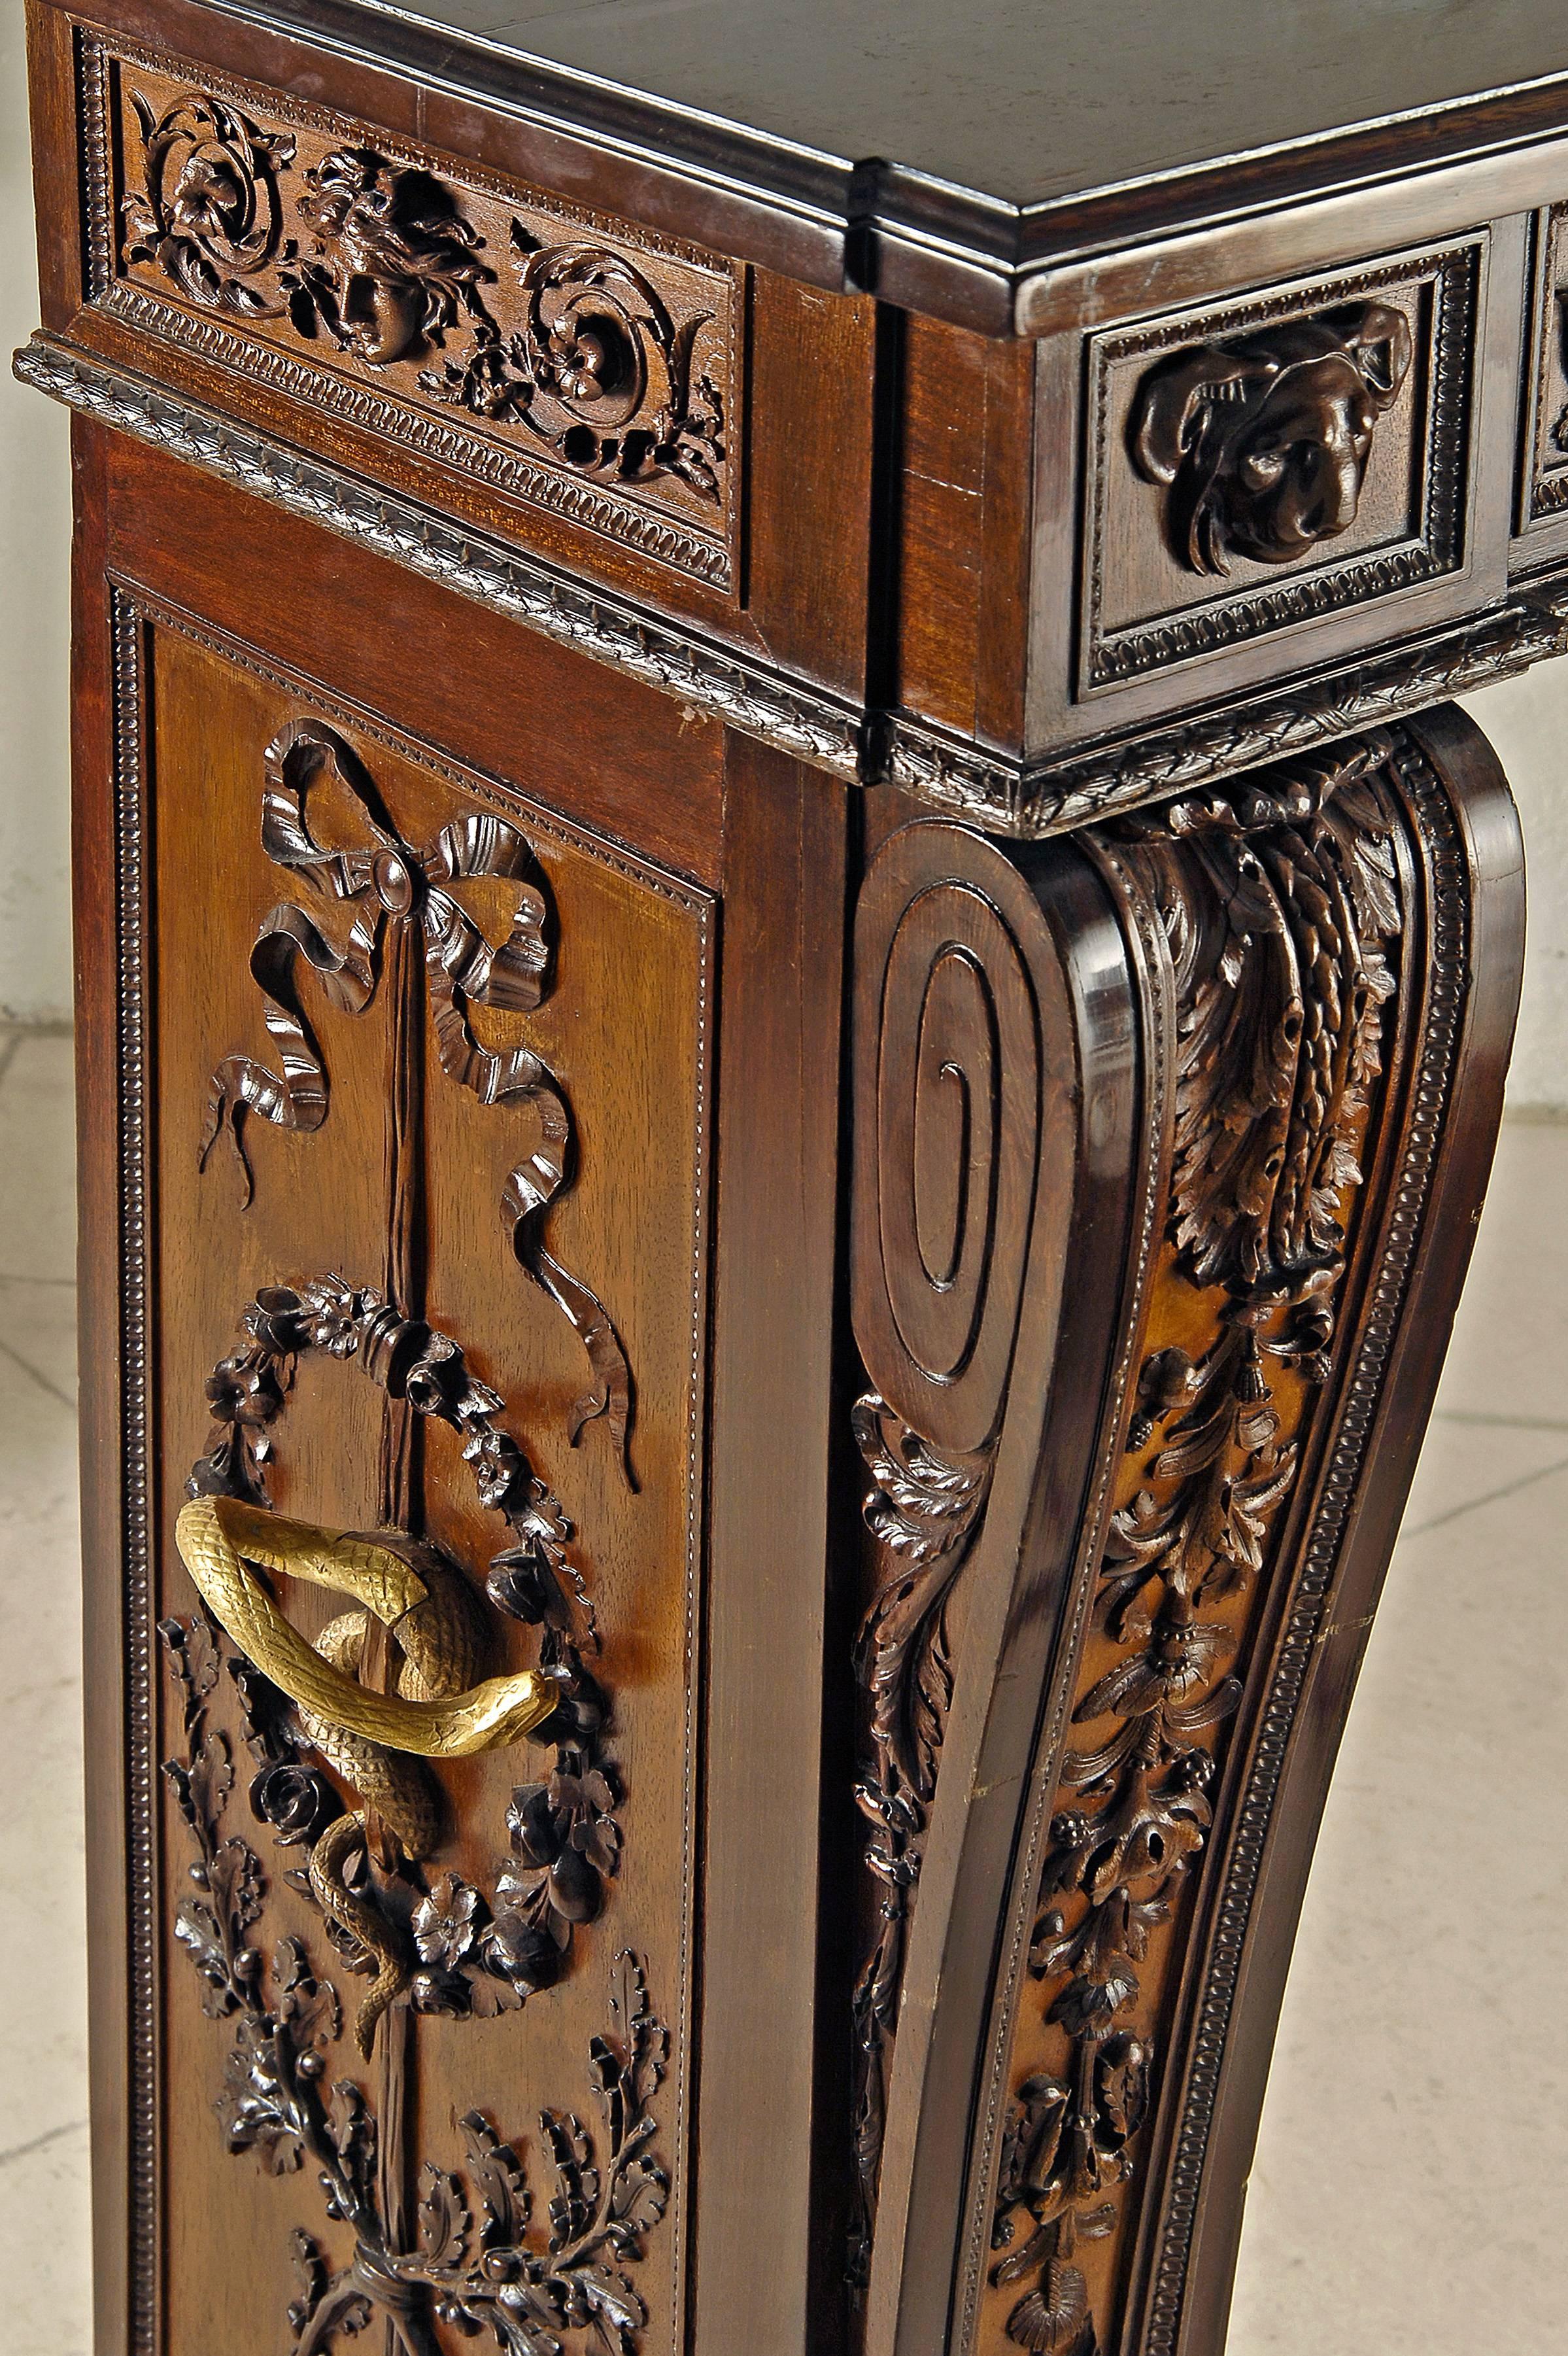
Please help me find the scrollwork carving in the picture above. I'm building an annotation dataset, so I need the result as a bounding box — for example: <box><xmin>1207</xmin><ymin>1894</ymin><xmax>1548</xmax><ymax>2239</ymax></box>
<box><xmin>122</xmin><ymin>87</ymin><xmax>294</xmax><ymax>315</ymax></box>
<box><xmin>987</xmin><ymin>739</ymin><xmax>1405</xmax><ymax>2355</ymax></box>
<box><xmin>1130</xmin><ymin>303</ymin><xmax>1413</xmax><ymax>575</ymax></box>
<box><xmin>848</xmin><ymin>828</ymin><xmax>1056</xmax><ymax>2281</ymax></box>
<box><xmin>421</xmin><ymin>233</ymin><xmax>725</xmax><ymax>502</ymax></box>
<box><xmin>200</xmin><ymin>720</ymin><xmax>634</xmax><ymax>1477</ymax></box>
<box><xmin>106</xmin><ymin>54</ymin><xmax>735</xmax><ymax>566</ymax></box>
<box><xmin>162</xmin><ymin>1610</ymin><xmax>668</xmax><ymax>2356</ymax></box>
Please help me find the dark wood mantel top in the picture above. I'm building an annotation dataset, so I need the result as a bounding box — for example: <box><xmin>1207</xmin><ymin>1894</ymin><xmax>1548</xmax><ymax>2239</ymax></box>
<box><xmin>196</xmin><ymin>0</ymin><xmax>1568</xmax><ymax>322</ymax></box>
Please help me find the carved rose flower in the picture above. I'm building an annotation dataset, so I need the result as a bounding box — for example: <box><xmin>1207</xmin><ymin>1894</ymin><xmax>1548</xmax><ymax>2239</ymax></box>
<box><xmin>460</xmin><ymin>1421</ymin><xmax>526</xmax><ymax>1511</ymax></box>
<box><xmin>413</xmin><ymin>1873</ymin><xmax>482</xmax><ymax>1973</ymax></box>
<box><xmin>250</xmin><ymin>1762</ymin><xmax>339</xmax><ymax>1848</ymax></box>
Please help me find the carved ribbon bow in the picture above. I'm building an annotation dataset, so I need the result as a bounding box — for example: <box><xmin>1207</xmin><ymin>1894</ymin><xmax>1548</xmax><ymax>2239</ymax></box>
<box><xmin>200</xmin><ymin>719</ymin><xmax>632</xmax><ymax>1476</ymax></box>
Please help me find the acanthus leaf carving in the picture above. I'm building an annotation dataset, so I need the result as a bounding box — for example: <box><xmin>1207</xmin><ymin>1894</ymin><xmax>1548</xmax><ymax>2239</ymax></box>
<box><xmin>988</xmin><ymin>736</ymin><xmax>1406</xmax><ymax>2353</ymax></box>
<box><xmin>420</xmin><ymin>230</ymin><xmax>725</xmax><ymax>504</ymax></box>
<box><xmin>848</xmin><ymin>1396</ymin><xmax>996</xmax><ymax>2285</ymax></box>
<box><xmin>112</xmin><ymin>61</ymin><xmax>731</xmax><ymax>535</ymax></box>
<box><xmin>122</xmin><ymin>86</ymin><xmax>295</xmax><ymax>317</ymax></box>
<box><xmin>847</xmin><ymin>827</ymin><xmax>1053</xmax><ymax>2290</ymax></box>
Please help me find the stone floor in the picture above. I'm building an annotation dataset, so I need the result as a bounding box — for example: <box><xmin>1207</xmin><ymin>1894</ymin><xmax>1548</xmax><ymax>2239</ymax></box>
<box><xmin>0</xmin><ymin>1020</ymin><xmax>1561</xmax><ymax>2355</ymax></box>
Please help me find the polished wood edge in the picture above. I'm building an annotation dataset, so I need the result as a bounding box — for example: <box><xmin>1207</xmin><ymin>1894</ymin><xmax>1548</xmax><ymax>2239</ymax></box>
<box><xmin>18</xmin><ymin>331</ymin><xmax>1568</xmax><ymax>841</ymax></box>
<box><xmin>50</xmin><ymin>0</ymin><xmax>1568</xmax><ymax>336</ymax></box>
<box><xmin>695</xmin><ymin>737</ymin><xmax>853</xmax><ymax>2356</ymax></box>
<box><xmin>881</xmin><ymin>595</ymin><xmax>1568</xmax><ymax>829</ymax></box>
<box><xmin>68</xmin><ymin>418</ymin><xmax>142</xmax><ymax>2356</ymax></box>
<box><xmin>11</xmin><ymin>330</ymin><xmax>867</xmax><ymax>774</ymax></box>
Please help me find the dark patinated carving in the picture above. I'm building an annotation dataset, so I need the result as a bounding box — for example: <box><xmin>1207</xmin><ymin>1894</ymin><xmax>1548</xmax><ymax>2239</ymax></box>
<box><xmin>282</xmin><ymin>148</ymin><xmax>492</xmax><ymax>366</ymax></box>
<box><xmin>201</xmin><ymin>719</ymin><xmax>634</xmax><ymax>1475</ymax></box>
<box><xmin>107</xmin><ymin>54</ymin><xmax>736</xmax><ymax>580</ymax></box>
<box><xmin>987</xmin><ymin>741</ymin><xmax>1404</xmax><ymax>2355</ymax></box>
<box><xmin>162</xmin><ymin>1607</ymin><xmax>666</xmax><ymax>2356</ymax></box>
<box><xmin>422</xmin><ymin>234</ymin><xmax>726</xmax><ymax>501</ymax></box>
<box><xmin>1131</xmin><ymin>303</ymin><xmax>1414</xmax><ymax>574</ymax></box>
<box><xmin>190</xmin><ymin>1273</ymin><xmax>621</xmax><ymax>2011</ymax></box>
<box><xmin>847</xmin><ymin>828</ymin><xmax>1052</xmax><ymax>2282</ymax></box>
<box><xmin>122</xmin><ymin>87</ymin><xmax>295</xmax><ymax>315</ymax></box>
<box><xmin>849</xmin><ymin>1399</ymin><xmax>995</xmax><ymax>2284</ymax></box>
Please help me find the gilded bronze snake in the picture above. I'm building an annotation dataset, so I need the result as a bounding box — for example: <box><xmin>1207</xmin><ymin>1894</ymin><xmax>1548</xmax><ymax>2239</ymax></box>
<box><xmin>175</xmin><ymin>1495</ymin><xmax>559</xmax><ymax>2053</ymax></box>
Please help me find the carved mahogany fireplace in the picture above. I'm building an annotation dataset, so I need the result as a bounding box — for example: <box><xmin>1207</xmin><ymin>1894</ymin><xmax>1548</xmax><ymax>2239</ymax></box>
<box><xmin>14</xmin><ymin>5</ymin><xmax>1565</xmax><ymax>2353</ymax></box>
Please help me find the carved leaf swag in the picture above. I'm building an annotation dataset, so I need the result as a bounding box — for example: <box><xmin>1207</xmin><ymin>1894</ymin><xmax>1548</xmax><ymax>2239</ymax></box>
<box><xmin>122</xmin><ymin>87</ymin><xmax>723</xmax><ymax>504</ymax></box>
<box><xmin>162</xmin><ymin>1609</ymin><xmax>668</xmax><ymax>2356</ymax></box>
<box><xmin>989</xmin><ymin>741</ymin><xmax>1403</xmax><ymax>2353</ymax></box>
<box><xmin>191</xmin><ymin>1272</ymin><xmax>622</xmax><ymax>2010</ymax></box>
<box><xmin>199</xmin><ymin>719</ymin><xmax>634</xmax><ymax>1479</ymax></box>
<box><xmin>847</xmin><ymin>1395</ymin><xmax>997</xmax><ymax>2287</ymax></box>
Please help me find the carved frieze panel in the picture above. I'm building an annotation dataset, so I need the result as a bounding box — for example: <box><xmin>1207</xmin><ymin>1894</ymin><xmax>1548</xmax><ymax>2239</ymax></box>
<box><xmin>1522</xmin><ymin>201</ymin><xmax>1568</xmax><ymax>528</ymax></box>
<box><xmin>78</xmin><ymin>35</ymin><xmax>741</xmax><ymax>589</ymax></box>
<box><xmin>1080</xmin><ymin>241</ymin><xmax>1481</xmax><ymax>691</ymax></box>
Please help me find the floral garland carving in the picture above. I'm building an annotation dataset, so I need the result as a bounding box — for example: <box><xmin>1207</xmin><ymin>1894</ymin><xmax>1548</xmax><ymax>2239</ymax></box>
<box><xmin>420</xmin><ymin>230</ymin><xmax>725</xmax><ymax>502</ymax></box>
<box><xmin>162</xmin><ymin>1608</ymin><xmax>668</xmax><ymax>2356</ymax></box>
<box><xmin>193</xmin><ymin>1272</ymin><xmax>620</xmax><ymax>2008</ymax></box>
<box><xmin>847</xmin><ymin>1397</ymin><xmax>997</xmax><ymax>2285</ymax></box>
<box><xmin>989</xmin><ymin>740</ymin><xmax>1403</xmax><ymax>2353</ymax></box>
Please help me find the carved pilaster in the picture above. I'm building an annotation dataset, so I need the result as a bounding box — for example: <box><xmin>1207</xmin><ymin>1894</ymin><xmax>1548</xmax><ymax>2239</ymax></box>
<box><xmin>849</xmin><ymin>713</ymin><xmax>1524</xmax><ymax>2356</ymax></box>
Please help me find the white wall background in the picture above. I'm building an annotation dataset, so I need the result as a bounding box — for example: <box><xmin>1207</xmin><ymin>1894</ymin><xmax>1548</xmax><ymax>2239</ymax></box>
<box><xmin>0</xmin><ymin>4</ymin><xmax>1562</xmax><ymax>1100</ymax></box>
<box><xmin>2</xmin><ymin>0</ymin><xmax>71</xmax><ymax>1027</ymax></box>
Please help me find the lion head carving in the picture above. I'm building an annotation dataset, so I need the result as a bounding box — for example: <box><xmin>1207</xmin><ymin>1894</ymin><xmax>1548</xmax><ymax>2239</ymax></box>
<box><xmin>1129</xmin><ymin>302</ymin><xmax>1414</xmax><ymax>575</ymax></box>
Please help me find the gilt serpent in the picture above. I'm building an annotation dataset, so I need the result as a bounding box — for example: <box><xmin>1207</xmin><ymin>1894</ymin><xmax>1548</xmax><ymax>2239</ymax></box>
<box><xmin>175</xmin><ymin>1495</ymin><xmax>559</xmax><ymax>2055</ymax></box>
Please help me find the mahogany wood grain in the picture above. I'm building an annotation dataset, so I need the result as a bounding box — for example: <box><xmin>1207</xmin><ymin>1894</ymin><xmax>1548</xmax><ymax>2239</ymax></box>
<box><xmin>695</xmin><ymin>730</ymin><xmax>851</xmax><ymax>2356</ymax></box>
<box><xmin>18</xmin><ymin>12</ymin><xmax>1549</xmax><ymax>2356</ymax></box>
<box><xmin>100</xmin><ymin>433</ymin><xmax>728</xmax><ymax>889</ymax></box>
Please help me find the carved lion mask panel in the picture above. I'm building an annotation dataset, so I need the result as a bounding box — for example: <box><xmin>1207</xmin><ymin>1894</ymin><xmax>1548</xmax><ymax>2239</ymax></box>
<box><xmin>1130</xmin><ymin>302</ymin><xmax>1414</xmax><ymax>575</ymax></box>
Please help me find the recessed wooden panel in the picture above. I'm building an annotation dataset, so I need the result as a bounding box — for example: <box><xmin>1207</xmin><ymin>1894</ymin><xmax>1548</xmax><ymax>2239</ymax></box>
<box><xmin>138</xmin><ymin>611</ymin><xmax>713</xmax><ymax>2356</ymax></box>
<box><xmin>1078</xmin><ymin>237</ymin><xmax>1482</xmax><ymax>695</ymax></box>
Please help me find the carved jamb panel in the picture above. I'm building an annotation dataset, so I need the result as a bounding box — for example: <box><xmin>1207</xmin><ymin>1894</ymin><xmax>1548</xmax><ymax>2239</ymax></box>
<box><xmin>1521</xmin><ymin>201</ymin><xmax>1568</xmax><ymax>527</ymax></box>
<box><xmin>846</xmin><ymin>823</ymin><xmax>1082</xmax><ymax>2283</ymax></box>
<box><xmin>109</xmin><ymin>594</ymin><xmax>713</xmax><ymax>2356</ymax></box>
<box><xmin>1080</xmin><ymin>241</ymin><xmax>1481</xmax><ymax>693</ymax></box>
<box><xmin>77</xmin><ymin>32</ymin><xmax>741</xmax><ymax>590</ymax></box>
<box><xmin>956</xmin><ymin>729</ymin><xmax>1470</xmax><ymax>2356</ymax></box>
